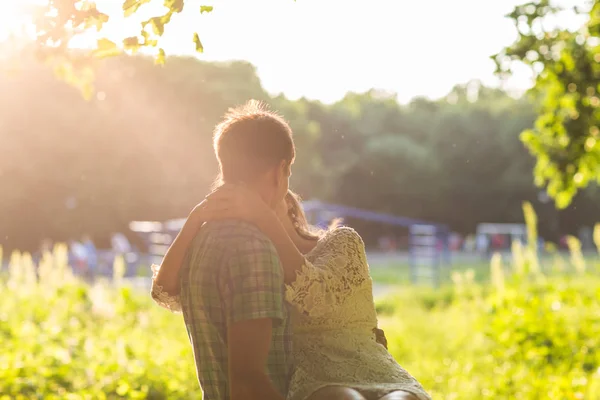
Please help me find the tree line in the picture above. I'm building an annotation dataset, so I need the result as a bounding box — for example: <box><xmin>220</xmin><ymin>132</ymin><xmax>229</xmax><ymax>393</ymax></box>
<box><xmin>1</xmin><ymin>55</ymin><xmax>599</xmax><ymax>252</ymax></box>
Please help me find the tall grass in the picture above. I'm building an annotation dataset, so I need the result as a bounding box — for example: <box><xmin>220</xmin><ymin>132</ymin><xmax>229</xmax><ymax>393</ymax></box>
<box><xmin>1</xmin><ymin>203</ymin><xmax>599</xmax><ymax>399</ymax></box>
<box><xmin>0</xmin><ymin>245</ymin><xmax>199</xmax><ymax>399</ymax></box>
<box><xmin>375</xmin><ymin>203</ymin><xmax>600</xmax><ymax>399</ymax></box>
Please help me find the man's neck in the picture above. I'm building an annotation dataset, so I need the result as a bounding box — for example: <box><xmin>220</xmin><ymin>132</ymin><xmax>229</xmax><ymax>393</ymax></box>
<box><xmin>246</xmin><ymin>182</ymin><xmax>276</xmax><ymax>210</ymax></box>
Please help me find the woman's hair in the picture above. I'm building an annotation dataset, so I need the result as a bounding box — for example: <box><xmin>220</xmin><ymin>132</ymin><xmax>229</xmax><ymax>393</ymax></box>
<box><xmin>285</xmin><ymin>190</ymin><xmax>339</xmax><ymax>241</ymax></box>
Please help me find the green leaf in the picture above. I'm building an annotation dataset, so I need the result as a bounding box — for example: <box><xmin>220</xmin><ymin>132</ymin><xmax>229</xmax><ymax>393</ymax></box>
<box><xmin>193</xmin><ymin>32</ymin><xmax>204</xmax><ymax>53</ymax></box>
<box><xmin>144</xmin><ymin>17</ymin><xmax>165</xmax><ymax>36</ymax></box>
<box><xmin>494</xmin><ymin>1</ymin><xmax>600</xmax><ymax>208</ymax></box>
<box><xmin>164</xmin><ymin>0</ymin><xmax>185</xmax><ymax>13</ymax></box>
<box><xmin>92</xmin><ymin>38</ymin><xmax>122</xmax><ymax>58</ymax></box>
<box><xmin>123</xmin><ymin>36</ymin><xmax>140</xmax><ymax>53</ymax></box>
<box><xmin>155</xmin><ymin>48</ymin><xmax>166</xmax><ymax>65</ymax></box>
<box><xmin>140</xmin><ymin>30</ymin><xmax>158</xmax><ymax>47</ymax></box>
<box><xmin>123</xmin><ymin>0</ymin><xmax>152</xmax><ymax>17</ymax></box>
<box><xmin>200</xmin><ymin>5</ymin><xmax>213</xmax><ymax>14</ymax></box>
<box><xmin>85</xmin><ymin>12</ymin><xmax>110</xmax><ymax>31</ymax></box>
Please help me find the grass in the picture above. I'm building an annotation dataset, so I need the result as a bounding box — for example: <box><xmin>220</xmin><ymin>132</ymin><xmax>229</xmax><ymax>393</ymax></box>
<box><xmin>2</xmin><ymin>204</ymin><xmax>600</xmax><ymax>399</ymax></box>
<box><xmin>369</xmin><ymin>252</ymin><xmax>600</xmax><ymax>286</ymax></box>
<box><xmin>369</xmin><ymin>259</ymin><xmax>491</xmax><ymax>286</ymax></box>
<box><xmin>0</xmin><ymin>249</ymin><xmax>199</xmax><ymax>400</ymax></box>
<box><xmin>375</xmin><ymin>273</ymin><xmax>600</xmax><ymax>399</ymax></box>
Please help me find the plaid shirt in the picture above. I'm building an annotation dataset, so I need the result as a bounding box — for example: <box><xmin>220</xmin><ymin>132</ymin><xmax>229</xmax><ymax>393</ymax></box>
<box><xmin>180</xmin><ymin>220</ymin><xmax>292</xmax><ymax>400</ymax></box>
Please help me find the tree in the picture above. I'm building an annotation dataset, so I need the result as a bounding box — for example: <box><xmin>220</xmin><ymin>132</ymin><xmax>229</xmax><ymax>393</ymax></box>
<box><xmin>22</xmin><ymin>0</ymin><xmax>212</xmax><ymax>98</ymax></box>
<box><xmin>2</xmin><ymin>54</ymin><xmax>598</xmax><ymax>252</ymax></box>
<box><xmin>494</xmin><ymin>0</ymin><xmax>600</xmax><ymax>208</ymax></box>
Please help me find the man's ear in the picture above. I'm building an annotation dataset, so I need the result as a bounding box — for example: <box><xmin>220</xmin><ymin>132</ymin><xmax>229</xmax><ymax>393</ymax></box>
<box><xmin>274</xmin><ymin>160</ymin><xmax>288</xmax><ymax>185</ymax></box>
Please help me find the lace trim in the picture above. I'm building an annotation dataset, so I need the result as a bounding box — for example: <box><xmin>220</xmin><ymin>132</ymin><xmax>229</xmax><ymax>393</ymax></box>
<box><xmin>285</xmin><ymin>260</ymin><xmax>337</xmax><ymax>317</ymax></box>
<box><xmin>284</xmin><ymin>227</ymin><xmax>369</xmax><ymax>318</ymax></box>
<box><xmin>150</xmin><ymin>264</ymin><xmax>182</xmax><ymax>313</ymax></box>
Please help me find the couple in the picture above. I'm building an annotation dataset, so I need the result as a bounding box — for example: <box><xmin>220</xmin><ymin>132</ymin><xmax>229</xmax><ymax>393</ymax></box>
<box><xmin>151</xmin><ymin>100</ymin><xmax>431</xmax><ymax>400</ymax></box>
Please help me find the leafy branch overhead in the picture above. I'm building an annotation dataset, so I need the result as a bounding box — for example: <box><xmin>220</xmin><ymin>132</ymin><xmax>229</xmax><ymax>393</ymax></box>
<box><xmin>31</xmin><ymin>0</ymin><xmax>212</xmax><ymax>95</ymax></box>
<box><xmin>493</xmin><ymin>0</ymin><xmax>600</xmax><ymax>209</ymax></box>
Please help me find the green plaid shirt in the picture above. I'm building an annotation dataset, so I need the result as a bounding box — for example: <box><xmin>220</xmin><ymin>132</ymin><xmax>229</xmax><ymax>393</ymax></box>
<box><xmin>180</xmin><ymin>220</ymin><xmax>292</xmax><ymax>400</ymax></box>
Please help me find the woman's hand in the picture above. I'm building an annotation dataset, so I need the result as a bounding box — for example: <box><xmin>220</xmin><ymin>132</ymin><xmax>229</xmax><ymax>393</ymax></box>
<box><xmin>200</xmin><ymin>184</ymin><xmax>275</xmax><ymax>226</ymax></box>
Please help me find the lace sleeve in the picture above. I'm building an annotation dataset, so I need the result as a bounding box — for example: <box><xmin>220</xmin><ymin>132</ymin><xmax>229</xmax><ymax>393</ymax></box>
<box><xmin>150</xmin><ymin>264</ymin><xmax>182</xmax><ymax>313</ymax></box>
<box><xmin>284</xmin><ymin>227</ymin><xmax>369</xmax><ymax>317</ymax></box>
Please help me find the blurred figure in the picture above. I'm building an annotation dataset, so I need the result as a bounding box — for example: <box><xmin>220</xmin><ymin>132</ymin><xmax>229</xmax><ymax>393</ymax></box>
<box><xmin>69</xmin><ymin>239</ymin><xmax>88</xmax><ymax>276</ymax></box>
<box><xmin>33</xmin><ymin>238</ymin><xmax>54</xmax><ymax>266</ymax></box>
<box><xmin>491</xmin><ymin>234</ymin><xmax>506</xmax><ymax>251</ymax></box>
<box><xmin>463</xmin><ymin>234</ymin><xmax>476</xmax><ymax>252</ymax></box>
<box><xmin>378</xmin><ymin>236</ymin><xmax>392</xmax><ymax>252</ymax></box>
<box><xmin>81</xmin><ymin>235</ymin><xmax>98</xmax><ymax>280</ymax></box>
<box><xmin>111</xmin><ymin>232</ymin><xmax>135</xmax><ymax>276</ymax></box>
<box><xmin>476</xmin><ymin>233</ymin><xmax>490</xmax><ymax>258</ymax></box>
<box><xmin>560</xmin><ymin>235</ymin><xmax>568</xmax><ymax>250</ymax></box>
<box><xmin>111</xmin><ymin>232</ymin><xmax>131</xmax><ymax>255</ymax></box>
<box><xmin>448</xmin><ymin>232</ymin><xmax>462</xmax><ymax>251</ymax></box>
<box><xmin>40</xmin><ymin>238</ymin><xmax>53</xmax><ymax>254</ymax></box>
<box><xmin>578</xmin><ymin>226</ymin><xmax>593</xmax><ymax>250</ymax></box>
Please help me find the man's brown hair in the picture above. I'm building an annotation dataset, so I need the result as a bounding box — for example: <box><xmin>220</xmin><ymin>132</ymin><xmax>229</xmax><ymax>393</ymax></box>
<box><xmin>213</xmin><ymin>100</ymin><xmax>295</xmax><ymax>186</ymax></box>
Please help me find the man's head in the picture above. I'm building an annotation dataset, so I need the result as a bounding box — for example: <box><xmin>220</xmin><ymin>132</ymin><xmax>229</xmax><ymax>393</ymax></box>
<box><xmin>213</xmin><ymin>100</ymin><xmax>295</xmax><ymax>208</ymax></box>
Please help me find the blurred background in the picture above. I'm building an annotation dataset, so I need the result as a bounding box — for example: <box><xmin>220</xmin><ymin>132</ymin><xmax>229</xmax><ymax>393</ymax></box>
<box><xmin>1</xmin><ymin>0</ymin><xmax>598</xmax><ymax>267</ymax></box>
<box><xmin>1</xmin><ymin>0</ymin><xmax>600</xmax><ymax>399</ymax></box>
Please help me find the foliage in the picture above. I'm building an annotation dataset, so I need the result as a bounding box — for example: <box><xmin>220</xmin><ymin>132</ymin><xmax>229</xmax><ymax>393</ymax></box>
<box><xmin>2</xmin><ymin>212</ymin><xmax>600</xmax><ymax>398</ymax></box>
<box><xmin>494</xmin><ymin>0</ymin><xmax>600</xmax><ymax>208</ymax></box>
<box><xmin>375</xmin><ymin>273</ymin><xmax>600</xmax><ymax>400</ymax></box>
<box><xmin>0</xmin><ymin>246</ymin><xmax>200</xmax><ymax>399</ymax></box>
<box><xmin>3</xmin><ymin>56</ymin><xmax>600</xmax><ymax>252</ymax></box>
<box><xmin>23</xmin><ymin>0</ymin><xmax>212</xmax><ymax>98</ymax></box>
<box><xmin>376</xmin><ymin>206</ymin><xmax>600</xmax><ymax>399</ymax></box>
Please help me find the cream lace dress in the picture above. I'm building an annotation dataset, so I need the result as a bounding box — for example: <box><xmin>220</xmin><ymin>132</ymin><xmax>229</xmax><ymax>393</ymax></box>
<box><xmin>151</xmin><ymin>227</ymin><xmax>431</xmax><ymax>400</ymax></box>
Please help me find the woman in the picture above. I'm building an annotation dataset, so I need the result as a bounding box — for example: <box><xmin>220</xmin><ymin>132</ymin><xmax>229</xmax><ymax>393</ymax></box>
<box><xmin>152</xmin><ymin>186</ymin><xmax>431</xmax><ymax>400</ymax></box>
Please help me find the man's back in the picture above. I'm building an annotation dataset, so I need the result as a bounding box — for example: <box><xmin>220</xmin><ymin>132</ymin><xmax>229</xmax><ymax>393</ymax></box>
<box><xmin>180</xmin><ymin>220</ymin><xmax>291</xmax><ymax>400</ymax></box>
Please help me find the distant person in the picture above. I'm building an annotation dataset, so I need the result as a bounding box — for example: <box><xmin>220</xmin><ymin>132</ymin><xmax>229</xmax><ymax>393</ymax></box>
<box><xmin>150</xmin><ymin>101</ymin><xmax>431</xmax><ymax>400</ymax></box>
<box><xmin>463</xmin><ymin>234</ymin><xmax>476</xmax><ymax>252</ymax></box>
<box><xmin>378</xmin><ymin>236</ymin><xmax>392</xmax><ymax>252</ymax></box>
<box><xmin>537</xmin><ymin>237</ymin><xmax>545</xmax><ymax>252</ymax></box>
<box><xmin>69</xmin><ymin>239</ymin><xmax>88</xmax><ymax>276</ymax></box>
<box><xmin>578</xmin><ymin>226</ymin><xmax>593</xmax><ymax>250</ymax></box>
<box><xmin>81</xmin><ymin>235</ymin><xmax>98</xmax><ymax>278</ymax></box>
<box><xmin>560</xmin><ymin>235</ymin><xmax>568</xmax><ymax>249</ymax></box>
<box><xmin>34</xmin><ymin>238</ymin><xmax>54</xmax><ymax>266</ymax></box>
<box><xmin>491</xmin><ymin>234</ymin><xmax>505</xmax><ymax>251</ymax></box>
<box><xmin>448</xmin><ymin>232</ymin><xmax>462</xmax><ymax>251</ymax></box>
<box><xmin>476</xmin><ymin>233</ymin><xmax>489</xmax><ymax>257</ymax></box>
<box><xmin>40</xmin><ymin>238</ymin><xmax>53</xmax><ymax>254</ymax></box>
<box><xmin>111</xmin><ymin>232</ymin><xmax>135</xmax><ymax>276</ymax></box>
<box><xmin>111</xmin><ymin>232</ymin><xmax>131</xmax><ymax>255</ymax></box>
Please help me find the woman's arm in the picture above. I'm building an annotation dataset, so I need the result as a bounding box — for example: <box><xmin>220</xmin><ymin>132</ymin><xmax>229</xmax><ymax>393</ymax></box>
<box><xmin>202</xmin><ymin>185</ymin><xmax>307</xmax><ymax>285</ymax></box>
<box><xmin>151</xmin><ymin>206</ymin><xmax>204</xmax><ymax>311</ymax></box>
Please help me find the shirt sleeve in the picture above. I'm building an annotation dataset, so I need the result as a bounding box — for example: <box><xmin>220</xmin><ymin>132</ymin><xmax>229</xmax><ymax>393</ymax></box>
<box><xmin>150</xmin><ymin>263</ymin><xmax>182</xmax><ymax>313</ymax></box>
<box><xmin>285</xmin><ymin>227</ymin><xmax>370</xmax><ymax>318</ymax></box>
<box><xmin>226</xmin><ymin>233</ymin><xmax>285</xmax><ymax>325</ymax></box>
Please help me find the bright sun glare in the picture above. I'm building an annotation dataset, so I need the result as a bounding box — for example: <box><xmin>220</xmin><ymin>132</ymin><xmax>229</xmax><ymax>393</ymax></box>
<box><xmin>0</xmin><ymin>0</ymin><xmax>583</xmax><ymax>104</ymax></box>
<box><xmin>0</xmin><ymin>3</ymin><xmax>31</xmax><ymax>42</ymax></box>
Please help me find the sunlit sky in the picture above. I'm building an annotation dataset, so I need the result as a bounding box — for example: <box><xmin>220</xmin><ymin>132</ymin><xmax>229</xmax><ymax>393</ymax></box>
<box><xmin>0</xmin><ymin>0</ymin><xmax>589</xmax><ymax>104</ymax></box>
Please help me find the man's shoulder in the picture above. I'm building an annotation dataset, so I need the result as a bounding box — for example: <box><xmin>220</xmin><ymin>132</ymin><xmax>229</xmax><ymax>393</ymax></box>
<box><xmin>200</xmin><ymin>220</ymin><xmax>274</xmax><ymax>248</ymax></box>
<box><xmin>186</xmin><ymin>220</ymin><xmax>276</xmax><ymax>273</ymax></box>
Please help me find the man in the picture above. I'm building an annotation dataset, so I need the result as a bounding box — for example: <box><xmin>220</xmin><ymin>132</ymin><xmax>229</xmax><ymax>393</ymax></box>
<box><xmin>179</xmin><ymin>100</ymin><xmax>294</xmax><ymax>400</ymax></box>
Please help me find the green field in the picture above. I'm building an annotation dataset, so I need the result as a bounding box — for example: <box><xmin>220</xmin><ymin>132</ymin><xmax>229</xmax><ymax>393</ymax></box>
<box><xmin>368</xmin><ymin>252</ymin><xmax>600</xmax><ymax>286</ymax></box>
<box><xmin>368</xmin><ymin>258</ymin><xmax>490</xmax><ymax>286</ymax></box>
<box><xmin>2</xmin><ymin>236</ymin><xmax>600</xmax><ymax>399</ymax></box>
